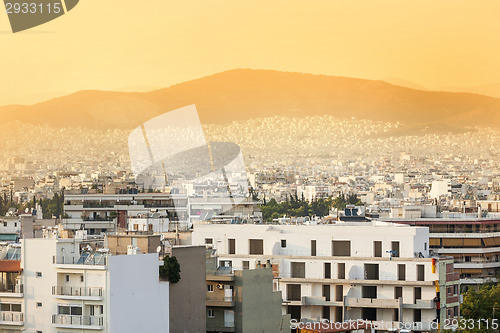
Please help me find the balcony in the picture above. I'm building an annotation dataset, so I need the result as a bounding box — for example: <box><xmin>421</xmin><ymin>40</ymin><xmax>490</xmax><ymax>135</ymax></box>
<box><xmin>52</xmin><ymin>314</ymin><xmax>103</xmax><ymax>330</ymax></box>
<box><xmin>0</xmin><ymin>285</ymin><xmax>23</xmax><ymax>298</ymax></box>
<box><xmin>301</xmin><ymin>296</ymin><xmax>342</xmax><ymax>306</ymax></box>
<box><xmin>52</xmin><ymin>286</ymin><xmax>103</xmax><ymax>300</ymax></box>
<box><xmin>345</xmin><ymin>298</ymin><xmax>399</xmax><ymax>308</ymax></box>
<box><xmin>402</xmin><ymin>299</ymin><xmax>435</xmax><ymax>309</ymax></box>
<box><xmin>0</xmin><ymin>312</ymin><xmax>23</xmax><ymax>325</ymax></box>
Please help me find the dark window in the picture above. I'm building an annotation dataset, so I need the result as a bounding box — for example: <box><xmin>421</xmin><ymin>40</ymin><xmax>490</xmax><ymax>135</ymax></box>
<box><xmin>281</xmin><ymin>239</ymin><xmax>286</xmax><ymax>248</ymax></box>
<box><xmin>417</xmin><ymin>265</ymin><xmax>425</xmax><ymax>281</ymax></box>
<box><xmin>332</xmin><ymin>241</ymin><xmax>351</xmax><ymax>256</ymax></box>
<box><xmin>322</xmin><ymin>306</ymin><xmax>330</xmax><ymax>320</ymax></box>
<box><xmin>391</xmin><ymin>241</ymin><xmax>400</xmax><ymax>257</ymax></box>
<box><xmin>228</xmin><ymin>239</ymin><xmax>235</xmax><ymax>254</ymax></box>
<box><xmin>414</xmin><ymin>309</ymin><xmax>421</xmax><ymax>322</ymax></box>
<box><xmin>291</xmin><ymin>262</ymin><xmax>305</xmax><ymax>278</ymax></box>
<box><xmin>393</xmin><ymin>309</ymin><xmax>399</xmax><ymax>321</ymax></box>
<box><xmin>311</xmin><ymin>240</ymin><xmax>316</xmax><ymax>256</ymax></box>
<box><xmin>414</xmin><ymin>287</ymin><xmax>421</xmax><ymax>304</ymax></box>
<box><xmin>395</xmin><ymin>287</ymin><xmax>403</xmax><ymax>300</ymax></box>
<box><xmin>249</xmin><ymin>239</ymin><xmax>263</xmax><ymax>255</ymax></box>
<box><xmin>205</xmin><ymin>238</ymin><xmax>213</xmax><ymax>244</ymax></box>
<box><xmin>335</xmin><ymin>285</ymin><xmax>343</xmax><ymax>302</ymax></box>
<box><xmin>398</xmin><ymin>264</ymin><xmax>406</xmax><ymax>281</ymax></box>
<box><xmin>362</xmin><ymin>286</ymin><xmax>377</xmax><ymax>298</ymax></box>
<box><xmin>374</xmin><ymin>241</ymin><xmax>382</xmax><ymax>257</ymax></box>
<box><xmin>287</xmin><ymin>284</ymin><xmax>301</xmax><ymax>301</ymax></box>
<box><xmin>324</xmin><ymin>263</ymin><xmax>331</xmax><ymax>279</ymax></box>
<box><xmin>322</xmin><ymin>285</ymin><xmax>330</xmax><ymax>301</ymax></box>
<box><xmin>242</xmin><ymin>261</ymin><xmax>249</xmax><ymax>270</ymax></box>
<box><xmin>362</xmin><ymin>308</ymin><xmax>377</xmax><ymax>321</ymax></box>
<box><xmin>338</xmin><ymin>263</ymin><xmax>346</xmax><ymax>279</ymax></box>
<box><xmin>364</xmin><ymin>264</ymin><xmax>379</xmax><ymax>280</ymax></box>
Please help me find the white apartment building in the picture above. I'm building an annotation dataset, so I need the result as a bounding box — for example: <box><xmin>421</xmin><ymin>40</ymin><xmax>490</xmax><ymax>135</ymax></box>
<box><xmin>0</xmin><ymin>238</ymin><xmax>169</xmax><ymax>333</ymax></box>
<box><xmin>192</xmin><ymin>222</ymin><xmax>460</xmax><ymax>332</ymax></box>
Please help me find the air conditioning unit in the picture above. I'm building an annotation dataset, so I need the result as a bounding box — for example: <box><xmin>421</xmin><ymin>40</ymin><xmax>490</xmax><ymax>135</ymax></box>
<box><xmin>216</xmin><ymin>284</ymin><xmax>224</xmax><ymax>289</ymax></box>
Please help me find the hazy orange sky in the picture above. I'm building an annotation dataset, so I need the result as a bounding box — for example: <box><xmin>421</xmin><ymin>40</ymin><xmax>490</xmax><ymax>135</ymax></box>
<box><xmin>2</xmin><ymin>0</ymin><xmax>500</xmax><ymax>105</ymax></box>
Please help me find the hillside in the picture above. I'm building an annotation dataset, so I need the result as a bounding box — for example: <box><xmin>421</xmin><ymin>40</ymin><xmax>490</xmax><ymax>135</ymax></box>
<box><xmin>1</xmin><ymin>69</ymin><xmax>500</xmax><ymax>129</ymax></box>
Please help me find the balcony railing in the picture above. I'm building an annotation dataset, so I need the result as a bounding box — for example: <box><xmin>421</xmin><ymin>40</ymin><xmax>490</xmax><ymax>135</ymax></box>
<box><xmin>0</xmin><ymin>284</ymin><xmax>23</xmax><ymax>294</ymax></box>
<box><xmin>52</xmin><ymin>286</ymin><xmax>103</xmax><ymax>297</ymax></box>
<box><xmin>54</xmin><ymin>254</ymin><xmax>108</xmax><ymax>266</ymax></box>
<box><xmin>52</xmin><ymin>314</ymin><xmax>103</xmax><ymax>327</ymax></box>
<box><xmin>0</xmin><ymin>311</ymin><xmax>23</xmax><ymax>322</ymax></box>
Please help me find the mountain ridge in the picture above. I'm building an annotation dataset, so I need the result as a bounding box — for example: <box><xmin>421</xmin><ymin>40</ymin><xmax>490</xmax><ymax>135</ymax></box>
<box><xmin>2</xmin><ymin>69</ymin><xmax>500</xmax><ymax>130</ymax></box>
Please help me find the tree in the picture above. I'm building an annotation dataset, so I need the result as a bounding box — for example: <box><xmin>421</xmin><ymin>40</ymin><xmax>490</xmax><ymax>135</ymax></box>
<box><xmin>461</xmin><ymin>281</ymin><xmax>500</xmax><ymax>321</ymax></box>
<box><xmin>159</xmin><ymin>256</ymin><xmax>181</xmax><ymax>283</ymax></box>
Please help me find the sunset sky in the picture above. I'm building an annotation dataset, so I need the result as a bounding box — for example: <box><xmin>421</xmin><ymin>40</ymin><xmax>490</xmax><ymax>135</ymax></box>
<box><xmin>1</xmin><ymin>0</ymin><xmax>500</xmax><ymax>105</ymax></box>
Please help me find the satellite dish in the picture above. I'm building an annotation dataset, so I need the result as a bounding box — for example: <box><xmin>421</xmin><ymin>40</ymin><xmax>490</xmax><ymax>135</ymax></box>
<box><xmin>156</xmin><ymin>246</ymin><xmax>161</xmax><ymax>253</ymax></box>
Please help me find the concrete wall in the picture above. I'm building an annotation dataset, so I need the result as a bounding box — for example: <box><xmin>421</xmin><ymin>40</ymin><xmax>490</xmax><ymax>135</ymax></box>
<box><xmin>22</xmin><ymin>238</ymin><xmax>59</xmax><ymax>333</ymax></box>
<box><xmin>169</xmin><ymin>246</ymin><xmax>206</xmax><ymax>333</ymax></box>
<box><xmin>108</xmin><ymin>253</ymin><xmax>169</xmax><ymax>333</ymax></box>
<box><xmin>235</xmin><ymin>267</ymin><xmax>290</xmax><ymax>333</ymax></box>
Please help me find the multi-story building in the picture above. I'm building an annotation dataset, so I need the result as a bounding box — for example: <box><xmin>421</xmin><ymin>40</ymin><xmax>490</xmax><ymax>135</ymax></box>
<box><xmin>381</xmin><ymin>217</ymin><xmax>500</xmax><ymax>288</ymax></box>
<box><xmin>206</xmin><ymin>256</ymin><xmax>290</xmax><ymax>333</ymax></box>
<box><xmin>192</xmin><ymin>222</ymin><xmax>460</xmax><ymax>332</ymax></box>
<box><xmin>0</xmin><ymin>238</ymin><xmax>170</xmax><ymax>333</ymax></box>
<box><xmin>63</xmin><ymin>193</ymin><xmax>189</xmax><ymax>233</ymax></box>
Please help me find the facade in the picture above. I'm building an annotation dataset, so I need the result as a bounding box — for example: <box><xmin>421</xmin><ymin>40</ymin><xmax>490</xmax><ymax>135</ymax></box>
<box><xmin>63</xmin><ymin>193</ymin><xmax>189</xmax><ymax>233</ymax></box>
<box><xmin>381</xmin><ymin>217</ymin><xmax>500</xmax><ymax>288</ymax></box>
<box><xmin>0</xmin><ymin>238</ymin><xmax>169</xmax><ymax>333</ymax></box>
<box><xmin>206</xmin><ymin>259</ymin><xmax>290</xmax><ymax>333</ymax></box>
<box><xmin>193</xmin><ymin>222</ymin><xmax>460</xmax><ymax>332</ymax></box>
<box><xmin>168</xmin><ymin>245</ymin><xmax>207</xmax><ymax>333</ymax></box>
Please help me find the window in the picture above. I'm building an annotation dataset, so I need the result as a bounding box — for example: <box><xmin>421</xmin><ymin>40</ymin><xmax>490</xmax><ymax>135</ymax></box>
<box><xmin>332</xmin><ymin>241</ymin><xmax>351</xmax><ymax>256</ymax></box>
<box><xmin>80</xmin><ymin>275</ymin><xmax>84</xmax><ymax>282</ymax></box>
<box><xmin>242</xmin><ymin>261</ymin><xmax>249</xmax><ymax>270</ymax></box>
<box><xmin>364</xmin><ymin>264</ymin><xmax>379</xmax><ymax>280</ymax></box>
<box><xmin>281</xmin><ymin>239</ymin><xmax>286</xmax><ymax>248</ymax></box>
<box><xmin>324</xmin><ymin>263</ymin><xmax>331</xmax><ymax>279</ymax></box>
<box><xmin>362</xmin><ymin>286</ymin><xmax>377</xmax><ymax>298</ymax></box>
<box><xmin>36</xmin><ymin>272</ymin><xmax>42</xmax><ymax>277</ymax></box>
<box><xmin>424</xmin><ymin>242</ymin><xmax>427</xmax><ymax>251</ymax></box>
<box><xmin>291</xmin><ymin>262</ymin><xmax>305</xmax><ymax>278</ymax></box>
<box><xmin>414</xmin><ymin>287</ymin><xmax>421</xmax><ymax>303</ymax></box>
<box><xmin>414</xmin><ymin>309</ymin><xmax>421</xmax><ymax>322</ymax></box>
<box><xmin>417</xmin><ymin>265</ymin><xmax>425</xmax><ymax>281</ymax></box>
<box><xmin>397</xmin><ymin>264</ymin><xmax>406</xmax><ymax>281</ymax></box>
<box><xmin>207</xmin><ymin>309</ymin><xmax>215</xmax><ymax>318</ymax></box>
<box><xmin>1</xmin><ymin>303</ymin><xmax>21</xmax><ymax>312</ymax></box>
<box><xmin>335</xmin><ymin>285</ymin><xmax>343</xmax><ymax>302</ymax></box>
<box><xmin>228</xmin><ymin>239</ymin><xmax>235</xmax><ymax>254</ymax></box>
<box><xmin>374</xmin><ymin>241</ymin><xmax>382</xmax><ymax>257</ymax></box>
<box><xmin>287</xmin><ymin>284</ymin><xmax>301</xmax><ymax>301</ymax></box>
<box><xmin>207</xmin><ymin>284</ymin><xmax>214</xmax><ymax>292</ymax></box>
<box><xmin>3</xmin><ymin>222</ymin><xmax>6</xmax><ymax>227</ymax></box>
<box><xmin>322</xmin><ymin>285</ymin><xmax>330</xmax><ymax>301</ymax></box>
<box><xmin>311</xmin><ymin>240</ymin><xmax>316</xmax><ymax>256</ymax></box>
<box><xmin>36</xmin><ymin>302</ymin><xmax>42</xmax><ymax>308</ymax></box>
<box><xmin>14</xmin><ymin>222</ymin><xmax>17</xmax><ymax>227</ymax></box>
<box><xmin>205</xmin><ymin>238</ymin><xmax>213</xmax><ymax>245</ymax></box>
<box><xmin>337</xmin><ymin>263</ymin><xmax>345</xmax><ymax>279</ymax></box>
<box><xmin>394</xmin><ymin>287</ymin><xmax>402</xmax><ymax>300</ymax></box>
<box><xmin>391</xmin><ymin>241</ymin><xmax>400</xmax><ymax>257</ymax></box>
<box><xmin>65</xmin><ymin>275</ymin><xmax>70</xmax><ymax>282</ymax></box>
<box><xmin>322</xmin><ymin>306</ymin><xmax>330</xmax><ymax>320</ymax></box>
<box><xmin>249</xmin><ymin>239</ymin><xmax>264</xmax><ymax>255</ymax></box>
<box><xmin>58</xmin><ymin>305</ymin><xmax>82</xmax><ymax>315</ymax></box>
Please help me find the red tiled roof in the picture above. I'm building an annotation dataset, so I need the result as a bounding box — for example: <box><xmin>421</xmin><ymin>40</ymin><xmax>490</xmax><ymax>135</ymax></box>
<box><xmin>0</xmin><ymin>260</ymin><xmax>21</xmax><ymax>272</ymax></box>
